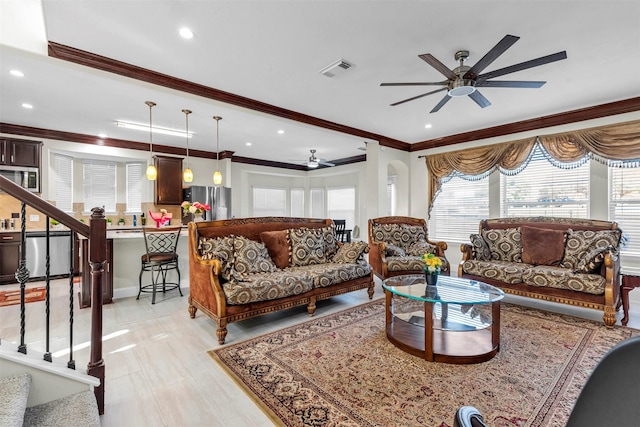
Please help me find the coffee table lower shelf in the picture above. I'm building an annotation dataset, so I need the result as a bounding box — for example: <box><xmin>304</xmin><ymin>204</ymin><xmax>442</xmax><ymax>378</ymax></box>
<box><xmin>386</xmin><ymin>318</ymin><xmax>499</xmax><ymax>364</ymax></box>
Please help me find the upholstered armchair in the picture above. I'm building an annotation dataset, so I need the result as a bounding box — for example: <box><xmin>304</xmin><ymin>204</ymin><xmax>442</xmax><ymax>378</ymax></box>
<box><xmin>368</xmin><ymin>216</ymin><xmax>449</xmax><ymax>280</ymax></box>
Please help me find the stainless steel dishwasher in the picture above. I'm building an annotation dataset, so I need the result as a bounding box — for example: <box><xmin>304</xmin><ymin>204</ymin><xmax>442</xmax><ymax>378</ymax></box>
<box><xmin>26</xmin><ymin>231</ymin><xmax>72</xmax><ymax>279</ymax></box>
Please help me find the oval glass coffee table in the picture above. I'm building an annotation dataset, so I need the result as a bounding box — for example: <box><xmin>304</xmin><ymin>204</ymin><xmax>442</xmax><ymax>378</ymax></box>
<box><xmin>382</xmin><ymin>275</ymin><xmax>504</xmax><ymax>364</ymax></box>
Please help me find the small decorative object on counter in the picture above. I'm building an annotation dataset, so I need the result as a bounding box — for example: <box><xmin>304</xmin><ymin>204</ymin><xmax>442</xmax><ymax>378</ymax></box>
<box><xmin>181</xmin><ymin>201</ymin><xmax>211</xmax><ymax>222</ymax></box>
<box><xmin>118</xmin><ymin>218</ymin><xmax>125</xmax><ymax>226</ymax></box>
<box><xmin>149</xmin><ymin>209</ymin><xmax>172</xmax><ymax>228</ymax></box>
<box><xmin>106</xmin><ymin>218</ymin><xmax>112</xmax><ymax>227</ymax></box>
<box><xmin>133</xmin><ymin>214</ymin><xmax>137</xmax><ymax>227</ymax></box>
<box><xmin>140</xmin><ymin>213</ymin><xmax>146</xmax><ymax>226</ymax></box>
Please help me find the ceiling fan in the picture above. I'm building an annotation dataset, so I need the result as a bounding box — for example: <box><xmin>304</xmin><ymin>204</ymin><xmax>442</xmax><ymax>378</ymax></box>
<box><xmin>300</xmin><ymin>149</ymin><xmax>335</xmax><ymax>168</ymax></box>
<box><xmin>381</xmin><ymin>35</ymin><xmax>567</xmax><ymax>113</ymax></box>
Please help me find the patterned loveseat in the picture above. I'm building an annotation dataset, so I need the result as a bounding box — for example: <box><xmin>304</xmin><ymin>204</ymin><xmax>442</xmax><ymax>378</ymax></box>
<box><xmin>368</xmin><ymin>216</ymin><xmax>449</xmax><ymax>279</ymax></box>
<box><xmin>188</xmin><ymin>217</ymin><xmax>374</xmax><ymax>344</ymax></box>
<box><xmin>459</xmin><ymin>217</ymin><xmax>623</xmax><ymax>327</ymax></box>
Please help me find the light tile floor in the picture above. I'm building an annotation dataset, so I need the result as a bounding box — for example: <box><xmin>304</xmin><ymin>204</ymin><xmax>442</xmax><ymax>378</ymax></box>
<box><xmin>1</xmin><ymin>278</ymin><xmax>638</xmax><ymax>426</ymax></box>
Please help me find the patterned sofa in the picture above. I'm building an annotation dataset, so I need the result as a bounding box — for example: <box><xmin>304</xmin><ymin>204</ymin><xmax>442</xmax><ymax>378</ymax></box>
<box><xmin>188</xmin><ymin>217</ymin><xmax>374</xmax><ymax>344</ymax></box>
<box><xmin>368</xmin><ymin>216</ymin><xmax>450</xmax><ymax>279</ymax></box>
<box><xmin>459</xmin><ymin>217</ymin><xmax>623</xmax><ymax>327</ymax></box>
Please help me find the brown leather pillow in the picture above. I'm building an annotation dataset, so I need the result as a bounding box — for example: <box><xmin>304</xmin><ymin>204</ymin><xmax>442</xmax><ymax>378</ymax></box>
<box><xmin>259</xmin><ymin>230</ymin><xmax>290</xmax><ymax>269</ymax></box>
<box><xmin>520</xmin><ymin>226</ymin><xmax>565</xmax><ymax>266</ymax></box>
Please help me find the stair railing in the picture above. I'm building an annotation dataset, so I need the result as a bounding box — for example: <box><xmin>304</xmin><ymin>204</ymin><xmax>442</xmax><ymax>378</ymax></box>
<box><xmin>0</xmin><ymin>175</ymin><xmax>106</xmax><ymax>414</ymax></box>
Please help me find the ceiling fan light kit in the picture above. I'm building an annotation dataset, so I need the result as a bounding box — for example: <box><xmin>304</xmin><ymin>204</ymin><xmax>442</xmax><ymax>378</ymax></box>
<box><xmin>381</xmin><ymin>35</ymin><xmax>567</xmax><ymax>113</ymax></box>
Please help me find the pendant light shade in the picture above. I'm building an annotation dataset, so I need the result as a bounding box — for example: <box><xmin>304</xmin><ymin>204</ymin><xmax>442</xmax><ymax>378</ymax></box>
<box><xmin>145</xmin><ymin>101</ymin><xmax>157</xmax><ymax>181</ymax></box>
<box><xmin>213</xmin><ymin>116</ymin><xmax>223</xmax><ymax>185</ymax></box>
<box><xmin>182</xmin><ymin>109</ymin><xmax>193</xmax><ymax>182</ymax></box>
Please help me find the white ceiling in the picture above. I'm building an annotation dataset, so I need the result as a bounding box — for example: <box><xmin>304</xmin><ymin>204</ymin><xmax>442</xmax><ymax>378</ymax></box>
<box><xmin>1</xmin><ymin>0</ymin><xmax>639</xmax><ymax>166</ymax></box>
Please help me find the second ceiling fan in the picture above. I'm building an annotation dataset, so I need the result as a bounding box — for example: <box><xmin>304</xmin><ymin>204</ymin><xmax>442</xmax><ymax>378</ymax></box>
<box><xmin>381</xmin><ymin>35</ymin><xmax>567</xmax><ymax>113</ymax></box>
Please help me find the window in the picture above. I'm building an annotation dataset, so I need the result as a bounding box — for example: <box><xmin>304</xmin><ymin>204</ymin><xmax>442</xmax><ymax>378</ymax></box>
<box><xmin>387</xmin><ymin>175</ymin><xmax>397</xmax><ymax>216</ymax></box>
<box><xmin>609</xmin><ymin>167</ymin><xmax>640</xmax><ymax>256</ymax></box>
<box><xmin>52</xmin><ymin>153</ymin><xmax>73</xmax><ymax>212</ymax></box>
<box><xmin>252</xmin><ymin>187</ymin><xmax>286</xmax><ymax>216</ymax></box>
<box><xmin>429</xmin><ymin>176</ymin><xmax>489</xmax><ymax>242</ymax></box>
<box><xmin>83</xmin><ymin>160</ymin><xmax>116</xmax><ymax>213</ymax></box>
<box><xmin>501</xmin><ymin>148</ymin><xmax>589</xmax><ymax>218</ymax></box>
<box><xmin>290</xmin><ymin>187</ymin><xmax>304</xmax><ymax>217</ymax></box>
<box><xmin>126</xmin><ymin>162</ymin><xmax>143</xmax><ymax>213</ymax></box>
<box><xmin>327</xmin><ymin>186</ymin><xmax>355</xmax><ymax>229</ymax></box>
<box><xmin>310</xmin><ymin>188</ymin><xmax>324</xmax><ymax>218</ymax></box>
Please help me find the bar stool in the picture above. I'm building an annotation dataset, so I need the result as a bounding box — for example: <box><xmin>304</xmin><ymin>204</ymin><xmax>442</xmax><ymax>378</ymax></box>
<box><xmin>138</xmin><ymin>226</ymin><xmax>183</xmax><ymax>304</ymax></box>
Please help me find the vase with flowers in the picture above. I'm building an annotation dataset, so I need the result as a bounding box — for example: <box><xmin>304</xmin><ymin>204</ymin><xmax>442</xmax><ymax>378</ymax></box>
<box><xmin>181</xmin><ymin>201</ymin><xmax>211</xmax><ymax>222</ymax></box>
<box><xmin>422</xmin><ymin>252</ymin><xmax>443</xmax><ymax>286</ymax></box>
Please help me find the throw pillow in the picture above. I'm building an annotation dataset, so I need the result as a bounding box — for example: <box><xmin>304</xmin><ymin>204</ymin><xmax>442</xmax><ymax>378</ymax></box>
<box><xmin>561</xmin><ymin>229</ymin><xmax>621</xmax><ymax>270</ymax></box>
<box><xmin>406</xmin><ymin>241</ymin><xmax>436</xmax><ymax>257</ymax></box>
<box><xmin>384</xmin><ymin>243</ymin><xmax>406</xmax><ymax>257</ymax></box>
<box><xmin>469</xmin><ymin>234</ymin><xmax>491</xmax><ymax>261</ymax></box>
<box><xmin>332</xmin><ymin>241</ymin><xmax>369</xmax><ymax>264</ymax></box>
<box><xmin>232</xmin><ymin>236</ymin><xmax>277</xmax><ymax>278</ymax></box>
<box><xmin>575</xmin><ymin>245</ymin><xmax>615</xmax><ymax>274</ymax></box>
<box><xmin>320</xmin><ymin>226</ymin><xmax>339</xmax><ymax>259</ymax></box>
<box><xmin>198</xmin><ymin>235</ymin><xmax>235</xmax><ymax>280</ymax></box>
<box><xmin>289</xmin><ymin>227</ymin><xmax>325</xmax><ymax>266</ymax></box>
<box><xmin>371</xmin><ymin>223</ymin><xmax>404</xmax><ymax>247</ymax></box>
<box><xmin>260</xmin><ymin>229</ymin><xmax>291</xmax><ymax>269</ymax></box>
<box><xmin>482</xmin><ymin>227</ymin><xmax>522</xmax><ymax>262</ymax></box>
<box><xmin>520</xmin><ymin>226</ymin><xmax>566</xmax><ymax>266</ymax></box>
<box><xmin>402</xmin><ymin>225</ymin><xmax>427</xmax><ymax>248</ymax></box>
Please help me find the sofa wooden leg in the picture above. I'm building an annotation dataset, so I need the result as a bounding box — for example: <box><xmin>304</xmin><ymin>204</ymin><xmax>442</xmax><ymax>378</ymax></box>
<box><xmin>307</xmin><ymin>297</ymin><xmax>317</xmax><ymax>316</ymax></box>
<box><xmin>216</xmin><ymin>320</ymin><xmax>228</xmax><ymax>345</ymax></box>
<box><xmin>188</xmin><ymin>302</ymin><xmax>197</xmax><ymax>319</ymax></box>
<box><xmin>603</xmin><ymin>305</ymin><xmax>616</xmax><ymax>328</ymax></box>
<box><xmin>367</xmin><ymin>283</ymin><xmax>375</xmax><ymax>299</ymax></box>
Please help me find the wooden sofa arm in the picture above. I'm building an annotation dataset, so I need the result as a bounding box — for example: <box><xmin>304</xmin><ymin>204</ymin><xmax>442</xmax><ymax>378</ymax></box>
<box><xmin>429</xmin><ymin>239</ymin><xmax>448</xmax><ymax>258</ymax></box>
<box><xmin>458</xmin><ymin>243</ymin><xmax>474</xmax><ymax>277</ymax></box>
<box><xmin>368</xmin><ymin>241</ymin><xmax>387</xmax><ymax>278</ymax></box>
<box><xmin>603</xmin><ymin>251</ymin><xmax>621</xmax><ymax>310</ymax></box>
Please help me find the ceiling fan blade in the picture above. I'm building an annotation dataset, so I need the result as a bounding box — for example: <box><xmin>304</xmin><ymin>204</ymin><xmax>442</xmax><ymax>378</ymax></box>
<box><xmin>418</xmin><ymin>54</ymin><xmax>457</xmax><ymax>80</ymax></box>
<box><xmin>318</xmin><ymin>160</ymin><xmax>336</xmax><ymax>167</ymax></box>
<box><xmin>468</xmin><ymin>90</ymin><xmax>491</xmax><ymax>108</ymax></box>
<box><xmin>380</xmin><ymin>81</ymin><xmax>448</xmax><ymax>87</ymax></box>
<box><xmin>477</xmin><ymin>51</ymin><xmax>567</xmax><ymax>81</ymax></box>
<box><xmin>430</xmin><ymin>94</ymin><xmax>452</xmax><ymax>113</ymax></box>
<box><xmin>390</xmin><ymin>87</ymin><xmax>447</xmax><ymax>106</ymax></box>
<box><xmin>463</xmin><ymin>35</ymin><xmax>520</xmax><ymax>79</ymax></box>
<box><xmin>476</xmin><ymin>80</ymin><xmax>546</xmax><ymax>88</ymax></box>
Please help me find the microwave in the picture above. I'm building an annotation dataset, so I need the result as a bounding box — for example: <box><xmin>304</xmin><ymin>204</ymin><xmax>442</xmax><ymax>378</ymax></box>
<box><xmin>0</xmin><ymin>166</ymin><xmax>39</xmax><ymax>193</ymax></box>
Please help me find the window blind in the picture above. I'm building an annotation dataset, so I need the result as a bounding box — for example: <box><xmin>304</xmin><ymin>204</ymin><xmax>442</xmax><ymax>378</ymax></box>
<box><xmin>126</xmin><ymin>162</ymin><xmax>143</xmax><ymax>213</ymax></box>
<box><xmin>53</xmin><ymin>153</ymin><xmax>73</xmax><ymax>212</ymax></box>
<box><xmin>610</xmin><ymin>167</ymin><xmax>640</xmax><ymax>256</ymax></box>
<box><xmin>290</xmin><ymin>187</ymin><xmax>304</xmax><ymax>217</ymax></box>
<box><xmin>252</xmin><ymin>187</ymin><xmax>286</xmax><ymax>216</ymax></box>
<box><xmin>428</xmin><ymin>176</ymin><xmax>489</xmax><ymax>242</ymax></box>
<box><xmin>500</xmin><ymin>148</ymin><xmax>590</xmax><ymax>218</ymax></box>
<box><xmin>387</xmin><ymin>175</ymin><xmax>397</xmax><ymax>216</ymax></box>
<box><xmin>327</xmin><ymin>186</ymin><xmax>355</xmax><ymax>229</ymax></box>
<box><xmin>83</xmin><ymin>160</ymin><xmax>117</xmax><ymax>213</ymax></box>
<box><xmin>310</xmin><ymin>188</ymin><xmax>324</xmax><ymax>218</ymax></box>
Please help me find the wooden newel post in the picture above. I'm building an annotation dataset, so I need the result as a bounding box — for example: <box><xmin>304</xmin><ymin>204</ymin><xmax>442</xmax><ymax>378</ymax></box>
<box><xmin>86</xmin><ymin>207</ymin><xmax>106</xmax><ymax>415</ymax></box>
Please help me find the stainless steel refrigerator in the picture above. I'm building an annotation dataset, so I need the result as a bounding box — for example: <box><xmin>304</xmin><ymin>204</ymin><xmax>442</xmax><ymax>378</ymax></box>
<box><xmin>182</xmin><ymin>186</ymin><xmax>232</xmax><ymax>224</ymax></box>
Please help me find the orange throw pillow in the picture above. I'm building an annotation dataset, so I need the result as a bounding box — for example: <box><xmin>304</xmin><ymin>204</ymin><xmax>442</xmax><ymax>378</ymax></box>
<box><xmin>260</xmin><ymin>230</ymin><xmax>290</xmax><ymax>269</ymax></box>
<box><xmin>520</xmin><ymin>226</ymin><xmax>565</xmax><ymax>266</ymax></box>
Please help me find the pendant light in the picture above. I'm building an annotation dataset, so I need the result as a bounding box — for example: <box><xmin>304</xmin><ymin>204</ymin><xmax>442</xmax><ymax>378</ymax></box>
<box><xmin>182</xmin><ymin>109</ymin><xmax>193</xmax><ymax>182</ymax></box>
<box><xmin>145</xmin><ymin>101</ymin><xmax>157</xmax><ymax>180</ymax></box>
<box><xmin>213</xmin><ymin>116</ymin><xmax>223</xmax><ymax>185</ymax></box>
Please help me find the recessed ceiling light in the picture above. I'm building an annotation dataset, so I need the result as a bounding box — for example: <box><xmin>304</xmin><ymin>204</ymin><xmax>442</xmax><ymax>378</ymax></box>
<box><xmin>21</xmin><ymin>103</ymin><xmax>33</xmax><ymax>109</ymax></box>
<box><xmin>246</xmin><ymin>142</ymin><xmax>252</xmax><ymax>146</ymax></box>
<box><xmin>277</xmin><ymin>130</ymin><xmax>285</xmax><ymax>134</ymax></box>
<box><xmin>424</xmin><ymin>124</ymin><xmax>432</xmax><ymax>129</ymax></box>
<box><xmin>179</xmin><ymin>27</ymin><xmax>194</xmax><ymax>39</ymax></box>
<box><xmin>98</xmin><ymin>133</ymin><xmax>108</xmax><ymax>139</ymax></box>
<box><xmin>10</xmin><ymin>70</ymin><xmax>24</xmax><ymax>77</ymax></box>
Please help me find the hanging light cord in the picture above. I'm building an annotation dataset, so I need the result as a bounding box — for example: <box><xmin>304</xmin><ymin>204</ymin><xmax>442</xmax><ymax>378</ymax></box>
<box><xmin>183</xmin><ymin>109</ymin><xmax>191</xmax><ymax>168</ymax></box>
<box><xmin>146</xmin><ymin>101</ymin><xmax>156</xmax><ymax>154</ymax></box>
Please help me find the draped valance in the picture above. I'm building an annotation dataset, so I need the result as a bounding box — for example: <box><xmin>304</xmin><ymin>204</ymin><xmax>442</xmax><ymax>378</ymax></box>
<box><xmin>425</xmin><ymin>119</ymin><xmax>640</xmax><ymax>211</ymax></box>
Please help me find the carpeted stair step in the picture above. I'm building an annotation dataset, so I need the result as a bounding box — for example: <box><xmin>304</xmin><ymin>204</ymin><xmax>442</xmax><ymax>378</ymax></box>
<box><xmin>0</xmin><ymin>373</ymin><xmax>31</xmax><ymax>427</ymax></box>
<box><xmin>22</xmin><ymin>389</ymin><xmax>100</xmax><ymax>427</ymax></box>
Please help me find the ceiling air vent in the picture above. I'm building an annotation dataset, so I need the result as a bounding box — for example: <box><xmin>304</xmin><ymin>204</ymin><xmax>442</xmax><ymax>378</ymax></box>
<box><xmin>319</xmin><ymin>59</ymin><xmax>353</xmax><ymax>77</ymax></box>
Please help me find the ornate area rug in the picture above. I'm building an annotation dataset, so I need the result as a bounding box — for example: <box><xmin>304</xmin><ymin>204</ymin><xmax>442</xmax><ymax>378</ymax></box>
<box><xmin>0</xmin><ymin>286</ymin><xmax>47</xmax><ymax>307</ymax></box>
<box><xmin>210</xmin><ymin>301</ymin><xmax>639</xmax><ymax>427</ymax></box>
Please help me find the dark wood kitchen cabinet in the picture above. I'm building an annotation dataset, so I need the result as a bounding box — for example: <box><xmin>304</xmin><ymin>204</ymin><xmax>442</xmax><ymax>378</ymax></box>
<box><xmin>154</xmin><ymin>155</ymin><xmax>183</xmax><ymax>205</ymax></box>
<box><xmin>0</xmin><ymin>139</ymin><xmax>42</xmax><ymax>168</ymax></box>
<box><xmin>0</xmin><ymin>232</ymin><xmax>21</xmax><ymax>283</ymax></box>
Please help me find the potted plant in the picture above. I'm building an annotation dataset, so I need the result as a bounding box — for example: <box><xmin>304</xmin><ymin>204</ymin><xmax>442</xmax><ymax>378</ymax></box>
<box><xmin>118</xmin><ymin>218</ymin><xmax>125</xmax><ymax>226</ymax></box>
<box><xmin>106</xmin><ymin>218</ymin><xmax>112</xmax><ymax>227</ymax></box>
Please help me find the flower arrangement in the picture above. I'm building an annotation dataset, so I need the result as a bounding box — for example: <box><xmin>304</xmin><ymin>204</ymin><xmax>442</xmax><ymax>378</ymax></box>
<box><xmin>422</xmin><ymin>253</ymin><xmax>443</xmax><ymax>274</ymax></box>
<box><xmin>181</xmin><ymin>201</ymin><xmax>211</xmax><ymax>217</ymax></box>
